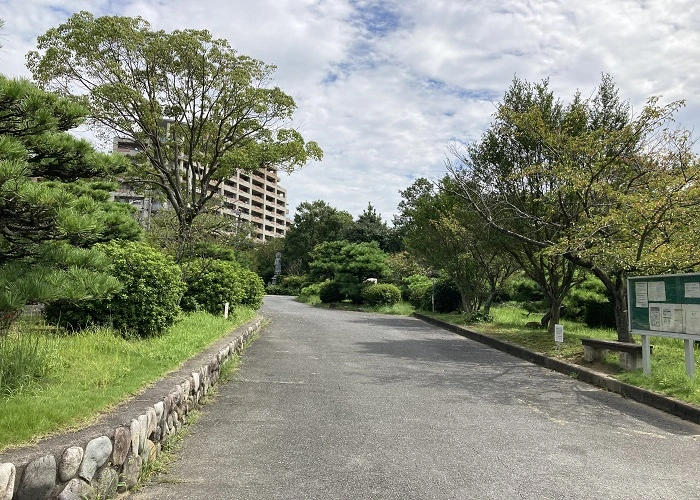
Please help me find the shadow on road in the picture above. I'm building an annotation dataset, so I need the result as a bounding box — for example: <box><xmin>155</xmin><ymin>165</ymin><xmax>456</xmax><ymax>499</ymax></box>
<box><xmin>352</xmin><ymin>333</ymin><xmax>700</xmax><ymax>437</ymax></box>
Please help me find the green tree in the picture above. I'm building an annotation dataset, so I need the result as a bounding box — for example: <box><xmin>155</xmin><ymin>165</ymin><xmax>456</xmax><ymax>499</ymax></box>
<box><xmin>0</xmin><ymin>76</ymin><xmax>139</xmax><ymax>327</ymax></box>
<box><xmin>308</xmin><ymin>241</ymin><xmax>389</xmax><ymax>303</ymax></box>
<box><xmin>346</xmin><ymin>203</ymin><xmax>398</xmax><ymax>252</ymax></box>
<box><xmin>284</xmin><ymin>200</ymin><xmax>354</xmax><ymax>271</ymax></box>
<box><xmin>448</xmin><ymin>75</ymin><xmax>700</xmax><ymax>341</ymax></box>
<box><xmin>396</xmin><ymin>178</ymin><xmax>515</xmax><ymax>315</ymax></box>
<box><xmin>28</xmin><ymin>12</ymin><xmax>322</xmax><ymax>257</ymax></box>
<box><xmin>145</xmin><ymin>208</ymin><xmax>255</xmax><ymax>263</ymax></box>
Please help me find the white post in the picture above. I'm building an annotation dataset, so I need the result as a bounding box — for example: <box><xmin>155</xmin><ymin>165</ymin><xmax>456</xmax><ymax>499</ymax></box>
<box><xmin>684</xmin><ymin>339</ymin><xmax>695</xmax><ymax>378</ymax></box>
<box><xmin>642</xmin><ymin>334</ymin><xmax>651</xmax><ymax>376</ymax></box>
<box><xmin>224</xmin><ymin>302</ymin><xmax>229</xmax><ymax>319</ymax></box>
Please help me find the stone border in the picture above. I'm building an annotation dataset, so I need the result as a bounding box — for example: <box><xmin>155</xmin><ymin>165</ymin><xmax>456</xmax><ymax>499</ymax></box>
<box><xmin>413</xmin><ymin>313</ymin><xmax>700</xmax><ymax>425</ymax></box>
<box><xmin>0</xmin><ymin>317</ymin><xmax>263</xmax><ymax>500</ymax></box>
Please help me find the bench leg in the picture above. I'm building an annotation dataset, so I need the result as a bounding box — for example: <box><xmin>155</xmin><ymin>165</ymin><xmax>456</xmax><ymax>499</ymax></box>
<box><xmin>619</xmin><ymin>352</ymin><xmax>642</xmax><ymax>371</ymax></box>
<box><xmin>583</xmin><ymin>346</ymin><xmax>606</xmax><ymax>362</ymax></box>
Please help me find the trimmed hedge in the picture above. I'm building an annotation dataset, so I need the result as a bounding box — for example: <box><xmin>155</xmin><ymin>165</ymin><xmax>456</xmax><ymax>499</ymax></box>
<box><xmin>362</xmin><ymin>283</ymin><xmax>402</xmax><ymax>306</ymax></box>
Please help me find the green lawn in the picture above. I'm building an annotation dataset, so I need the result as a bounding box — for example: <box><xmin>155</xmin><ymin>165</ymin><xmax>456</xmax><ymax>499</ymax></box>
<box><xmin>427</xmin><ymin>304</ymin><xmax>700</xmax><ymax>405</ymax></box>
<box><xmin>0</xmin><ymin>308</ymin><xmax>256</xmax><ymax>452</ymax></box>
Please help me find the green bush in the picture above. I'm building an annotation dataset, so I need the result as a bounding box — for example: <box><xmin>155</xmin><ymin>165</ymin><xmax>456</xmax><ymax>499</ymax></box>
<box><xmin>45</xmin><ymin>241</ymin><xmax>185</xmax><ymax>337</ymax></box>
<box><xmin>584</xmin><ymin>300</ymin><xmax>616</xmax><ymax>328</ymax></box>
<box><xmin>182</xmin><ymin>259</ymin><xmax>264</xmax><ymax>314</ymax></box>
<box><xmin>362</xmin><ymin>283</ymin><xmax>402</xmax><ymax>306</ymax></box>
<box><xmin>266</xmin><ymin>275</ymin><xmax>307</xmax><ymax>296</ymax></box>
<box><xmin>403</xmin><ymin>274</ymin><xmax>432</xmax><ymax>307</ymax></box>
<box><xmin>238</xmin><ymin>267</ymin><xmax>265</xmax><ymax>309</ymax></box>
<box><xmin>319</xmin><ymin>280</ymin><xmax>344</xmax><ymax>303</ymax></box>
<box><xmin>463</xmin><ymin>311</ymin><xmax>493</xmax><ymax>323</ymax></box>
<box><xmin>300</xmin><ymin>282</ymin><xmax>324</xmax><ymax>298</ymax></box>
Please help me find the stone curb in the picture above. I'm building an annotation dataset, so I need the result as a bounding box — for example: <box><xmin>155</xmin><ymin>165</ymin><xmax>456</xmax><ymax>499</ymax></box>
<box><xmin>0</xmin><ymin>316</ymin><xmax>264</xmax><ymax>500</ymax></box>
<box><xmin>413</xmin><ymin>312</ymin><xmax>700</xmax><ymax>425</ymax></box>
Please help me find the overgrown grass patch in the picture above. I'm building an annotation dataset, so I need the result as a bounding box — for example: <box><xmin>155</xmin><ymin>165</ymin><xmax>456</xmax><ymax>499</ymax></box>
<box><xmin>425</xmin><ymin>304</ymin><xmax>700</xmax><ymax>406</ymax></box>
<box><xmin>0</xmin><ymin>307</ymin><xmax>256</xmax><ymax>452</ymax></box>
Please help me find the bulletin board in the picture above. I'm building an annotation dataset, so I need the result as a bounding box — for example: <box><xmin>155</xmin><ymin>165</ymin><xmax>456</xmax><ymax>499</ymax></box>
<box><xmin>628</xmin><ymin>273</ymin><xmax>700</xmax><ymax>338</ymax></box>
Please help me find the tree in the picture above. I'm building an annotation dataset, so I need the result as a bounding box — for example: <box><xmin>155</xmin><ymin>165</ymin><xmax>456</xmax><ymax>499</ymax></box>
<box><xmin>145</xmin><ymin>208</ymin><xmax>255</xmax><ymax>263</ymax></box>
<box><xmin>307</xmin><ymin>241</ymin><xmax>389</xmax><ymax>302</ymax></box>
<box><xmin>284</xmin><ymin>200</ymin><xmax>354</xmax><ymax>271</ymax></box>
<box><xmin>0</xmin><ymin>75</ymin><xmax>140</xmax><ymax>326</ymax></box>
<box><xmin>28</xmin><ymin>12</ymin><xmax>322</xmax><ymax>256</ymax></box>
<box><xmin>346</xmin><ymin>203</ymin><xmax>399</xmax><ymax>252</ymax></box>
<box><xmin>396</xmin><ymin>178</ymin><xmax>515</xmax><ymax>315</ymax></box>
<box><xmin>448</xmin><ymin>75</ymin><xmax>700</xmax><ymax>341</ymax></box>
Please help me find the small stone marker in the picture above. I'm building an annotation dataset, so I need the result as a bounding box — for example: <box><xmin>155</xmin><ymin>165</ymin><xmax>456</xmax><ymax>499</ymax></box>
<box><xmin>554</xmin><ymin>324</ymin><xmax>564</xmax><ymax>343</ymax></box>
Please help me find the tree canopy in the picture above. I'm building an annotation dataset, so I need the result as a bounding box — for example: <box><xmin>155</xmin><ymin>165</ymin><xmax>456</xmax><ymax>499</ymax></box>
<box><xmin>27</xmin><ymin>11</ymin><xmax>322</xmax><ymax>248</ymax></box>
<box><xmin>283</xmin><ymin>200</ymin><xmax>354</xmax><ymax>272</ymax></box>
<box><xmin>447</xmin><ymin>75</ymin><xmax>700</xmax><ymax>340</ymax></box>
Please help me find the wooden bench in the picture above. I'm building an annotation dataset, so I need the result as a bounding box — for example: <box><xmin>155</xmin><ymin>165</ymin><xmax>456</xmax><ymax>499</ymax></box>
<box><xmin>581</xmin><ymin>338</ymin><xmax>652</xmax><ymax>370</ymax></box>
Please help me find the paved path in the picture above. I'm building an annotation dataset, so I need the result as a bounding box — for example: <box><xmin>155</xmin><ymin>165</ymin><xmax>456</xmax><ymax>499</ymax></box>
<box><xmin>132</xmin><ymin>295</ymin><xmax>700</xmax><ymax>499</ymax></box>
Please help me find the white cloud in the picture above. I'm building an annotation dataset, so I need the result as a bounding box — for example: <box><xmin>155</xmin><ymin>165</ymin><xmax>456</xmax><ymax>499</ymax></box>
<box><xmin>2</xmin><ymin>0</ymin><xmax>700</xmax><ymax>223</ymax></box>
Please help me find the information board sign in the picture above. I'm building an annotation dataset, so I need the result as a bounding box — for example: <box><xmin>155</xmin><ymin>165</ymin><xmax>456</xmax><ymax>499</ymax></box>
<box><xmin>628</xmin><ymin>272</ymin><xmax>700</xmax><ymax>337</ymax></box>
<box><xmin>627</xmin><ymin>272</ymin><xmax>700</xmax><ymax>377</ymax></box>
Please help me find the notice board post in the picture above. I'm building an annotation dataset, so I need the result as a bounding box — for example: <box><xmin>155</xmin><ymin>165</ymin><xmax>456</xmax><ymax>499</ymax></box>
<box><xmin>628</xmin><ymin>273</ymin><xmax>700</xmax><ymax>377</ymax></box>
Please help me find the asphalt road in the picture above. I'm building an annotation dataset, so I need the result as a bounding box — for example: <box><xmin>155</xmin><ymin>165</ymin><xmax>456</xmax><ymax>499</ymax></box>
<box><xmin>131</xmin><ymin>295</ymin><xmax>700</xmax><ymax>499</ymax></box>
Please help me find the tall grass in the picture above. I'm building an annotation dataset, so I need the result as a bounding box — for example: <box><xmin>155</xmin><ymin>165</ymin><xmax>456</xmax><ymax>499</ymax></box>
<box><xmin>0</xmin><ymin>307</ymin><xmax>256</xmax><ymax>452</ymax></box>
<box><xmin>0</xmin><ymin>332</ymin><xmax>56</xmax><ymax>397</ymax></box>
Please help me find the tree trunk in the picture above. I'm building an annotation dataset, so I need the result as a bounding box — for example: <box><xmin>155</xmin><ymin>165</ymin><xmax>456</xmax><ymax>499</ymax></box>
<box><xmin>540</xmin><ymin>299</ymin><xmax>562</xmax><ymax>333</ymax></box>
<box><xmin>590</xmin><ymin>268</ymin><xmax>633</xmax><ymax>342</ymax></box>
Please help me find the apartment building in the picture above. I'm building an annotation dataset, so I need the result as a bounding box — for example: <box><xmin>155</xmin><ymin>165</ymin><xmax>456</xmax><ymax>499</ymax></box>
<box><xmin>113</xmin><ymin>138</ymin><xmax>293</xmax><ymax>242</ymax></box>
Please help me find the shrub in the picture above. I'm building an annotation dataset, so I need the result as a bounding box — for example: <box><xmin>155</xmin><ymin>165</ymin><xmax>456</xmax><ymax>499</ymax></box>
<box><xmin>463</xmin><ymin>311</ymin><xmax>493</xmax><ymax>323</ymax></box>
<box><xmin>319</xmin><ymin>280</ymin><xmax>344</xmax><ymax>303</ymax></box>
<box><xmin>45</xmin><ymin>241</ymin><xmax>185</xmax><ymax>337</ymax></box>
<box><xmin>300</xmin><ymin>282</ymin><xmax>324</xmax><ymax>298</ymax></box>
<box><xmin>182</xmin><ymin>259</ymin><xmax>264</xmax><ymax>314</ymax></box>
<box><xmin>403</xmin><ymin>274</ymin><xmax>432</xmax><ymax>307</ymax></box>
<box><xmin>266</xmin><ymin>275</ymin><xmax>307</xmax><ymax>296</ymax></box>
<box><xmin>362</xmin><ymin>283</ymin><xmax>402</xmax><ymax>306</ymax></box>
<box><xmin>584</xmin><ymin>301</ymin><xmax>616</xmax><ymax>328</ymax></box>
<box><xmin>238</xmin><ymin>267</ymin><xmax>265</xmax><ymax>309</ymax></box>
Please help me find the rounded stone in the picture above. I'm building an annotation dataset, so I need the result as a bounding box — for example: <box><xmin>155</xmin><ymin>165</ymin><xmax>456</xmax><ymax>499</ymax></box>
<box><xmin>58</xmin><ymin>446</ymin><xmax>84</xmax><ymax>482</ymax></box>
<box><xmin>57</xmin><ymin>478</ymin><xmax>92</xmax><ymax>500</ymax></box>
<box><xmin>0</xmin><ymin>463</ymin><xmax>16</xmax><ymax>500</ymax></box>
<box><xmin>119</xmin><ymin>454</ymin><xmax>142</xmax><ymax>492</ymax></box>
<box><xmin>192</xmin><ymin>371</ymin><xmax>200</xmax><ymax>392</ymax></box>
<box><xmin>16</xmin><ymin>454</ymin><xmax>56</xmax><ymax>500</ymax></box>
<box><xmin>130</xmin><ymin>418</ymin><xmax>141</xmax><ymax>456</ymax></box>
<box><xmin>112</xmin><ymin>426</ymin><xmax>131</xmax><ymax>466</ymax></box>
<box><xmin>137</xmin><ymin>414</ymin><xmax>148</xmax><ymax>454</ymax></box>
<box><xmin>140</xmin><ymin>439</ymin><xmax>155</xmax><ymax>464</ymax></box>
<box><xmin>78</xmin><ymin>436</ymin><xmax>112</xmax><ymax>482</ymax></box>
<box><xmin>147</xmin><ymin>407</ymin><xmax>157</xmax><ymax>437</ymax></box>
<box><xmin>94</xmin><ymin>467</ymin><xmax>118</xmax><ymax>499</ymax></box>
<box><xmin>154</xmin><ymin>401</ymin><xmax>164</xmax><ymax>424</ymax></box>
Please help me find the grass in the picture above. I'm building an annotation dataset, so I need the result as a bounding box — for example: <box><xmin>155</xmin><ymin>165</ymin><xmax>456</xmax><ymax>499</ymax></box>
<box><xmin>426</xmin><ymin>303</ymin><xmax>700</xmax><ymax>406</ymax></box>
<box><xmin>0</xmin><ymin>307</ymin><xmax>257</xmax><ymax>452</ymax></box>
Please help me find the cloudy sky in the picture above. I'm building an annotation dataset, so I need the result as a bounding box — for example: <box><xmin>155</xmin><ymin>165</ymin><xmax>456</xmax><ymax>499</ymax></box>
<box><xmin>1</xmin><ymin>0</ymin><xmax>699</xmax><ymax>223</ymax></box>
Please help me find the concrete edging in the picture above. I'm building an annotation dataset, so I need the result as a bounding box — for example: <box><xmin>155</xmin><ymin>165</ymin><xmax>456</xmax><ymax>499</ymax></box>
<box><xmin>413</xmin><ymin>312</ymin><xmax>700</xmax><ymax>425</ymax></box>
